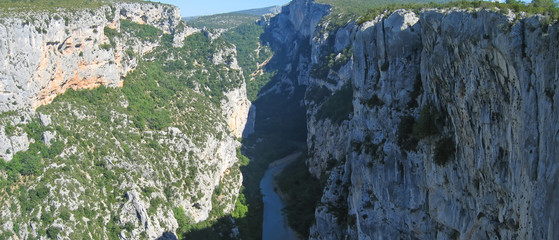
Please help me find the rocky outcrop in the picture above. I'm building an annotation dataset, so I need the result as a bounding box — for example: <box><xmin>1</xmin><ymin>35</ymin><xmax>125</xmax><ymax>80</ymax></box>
<box><xmin>267</xmin><ymin>2</ymin><xmax>559</xmax><ymax>239</ymax></box>
<box><xmin>0</xmin><ymin>2</ymin><xmax>181</xmax><ymax>112</ymax></box>
<box><xmin>223</xmin><ymin>84</ymin><xmax>255</xmax><ymax>138</ymax></box>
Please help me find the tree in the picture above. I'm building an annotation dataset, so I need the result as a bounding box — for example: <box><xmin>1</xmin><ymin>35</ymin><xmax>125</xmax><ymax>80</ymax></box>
<box><xmin>506</xmin><ymin>0</ymin><xmax>523</xmax><ymax>4</ymax></box>
<box><xmin>532</xmin><ymin>0</ymin><xmax>558</xmax><ymax>9</ymax></box>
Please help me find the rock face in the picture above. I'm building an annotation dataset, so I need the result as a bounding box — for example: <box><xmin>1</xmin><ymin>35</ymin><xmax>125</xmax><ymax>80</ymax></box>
<box><xmin>223</xmin><ymin>84</ymin><xmax>255</xmax><ymax>138</ymax></box>
<box><xmin>0</xmin><ymin>2</ymin><xmax>181</xmax><ymax>111</ymax></box>
<box><xmin>266</xmin><ymin>1</ymin><xmax>559</xmax><ymax>239</ymax></box>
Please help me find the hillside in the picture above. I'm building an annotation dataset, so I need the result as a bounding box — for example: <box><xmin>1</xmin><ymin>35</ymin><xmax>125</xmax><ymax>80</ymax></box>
<box><xmin>186</xmin><ymin>13</ymin><xmax>262</xmax><ymax>30</ymax></box>
<box><xmin>0</xmin><ymin>2</ymin><xmax>252</xmax><ymax>239</ymax></box>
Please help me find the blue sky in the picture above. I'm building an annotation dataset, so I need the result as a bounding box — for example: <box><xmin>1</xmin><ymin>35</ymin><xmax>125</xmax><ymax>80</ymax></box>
<box><xmin>152</xmin><ymin>0</ymin><xmax>292</xmax><ymax>17</ymax></box>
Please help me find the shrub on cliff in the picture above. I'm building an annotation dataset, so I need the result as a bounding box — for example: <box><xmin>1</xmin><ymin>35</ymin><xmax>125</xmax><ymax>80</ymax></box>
<box><xmin>434</xmin><ymin>136</ymin><xmax>455</xmax><ymax>165</ymax></box>
<box><xmin>397</xmin><ymin>115</ymin><xmax>418</xmax><ymax>151</ymax></box>
<box><xmin>316</xmin><ymin>83</ymin><xmax>353</xmax><ymax>124</ymax></box>
<box><xmin>412</xmin><ymin>103</ymin><xmax>439</xmax><ymax>139</ymax></box>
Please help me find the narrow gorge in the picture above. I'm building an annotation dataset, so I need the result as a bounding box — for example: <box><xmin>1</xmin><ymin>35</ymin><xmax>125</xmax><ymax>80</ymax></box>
<box><xmin>0</xmin><ymin>0</ymin><xmax>558</xmax><ymax>239</ymax></box>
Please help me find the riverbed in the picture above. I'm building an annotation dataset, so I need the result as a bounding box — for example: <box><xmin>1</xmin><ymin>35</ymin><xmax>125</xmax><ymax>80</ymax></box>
<box><xmin>260</xmin><ymin>152</ymin><xmax>300</xmax><ymax>240</ymax></box>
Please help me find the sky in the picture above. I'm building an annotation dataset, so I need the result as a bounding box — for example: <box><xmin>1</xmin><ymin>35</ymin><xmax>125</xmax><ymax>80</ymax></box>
<box><xmin>152</xmin><ymin>0</ymin><xmax>292</xmax><ymax>17</ymax></box>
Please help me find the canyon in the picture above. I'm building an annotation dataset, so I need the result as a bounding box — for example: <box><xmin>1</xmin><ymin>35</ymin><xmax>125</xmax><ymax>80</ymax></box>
<box><xmin>0</xmin><ymin>0</ymin><xmax>558</xmax><ymax>239</ymax></box>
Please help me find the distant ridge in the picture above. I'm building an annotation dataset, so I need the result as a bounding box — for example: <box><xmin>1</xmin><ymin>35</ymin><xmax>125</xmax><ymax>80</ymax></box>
<box><xmin>183</xmin><ymin>5</ymin><xmax>281</xmax><ymax>22</ymax></box>
<box><xmin>232</xmin><ymin>5</ymin><xmax>282</xmax><ymax>16</ymax></box>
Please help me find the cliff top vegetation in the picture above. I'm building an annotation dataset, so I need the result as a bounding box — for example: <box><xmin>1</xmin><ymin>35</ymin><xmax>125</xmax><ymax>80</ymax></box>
<box><xmin>313</xmin><ymin>0</ymin><xmax>559</xmax><ymax>31</ymax></box>
<box><xmin>0</xmin><ymin>0</ymin><xmax>164</xmax><ymax>11</ymax></box>
<box><xmin>315</xmin><ymin>0</ymin><xmax>452</xmax><ymax>17</ymax></box>
<box><xmin>357</xmin><ymin>0</ymin><xmax>559</xmax><ymax>24</ymax></box>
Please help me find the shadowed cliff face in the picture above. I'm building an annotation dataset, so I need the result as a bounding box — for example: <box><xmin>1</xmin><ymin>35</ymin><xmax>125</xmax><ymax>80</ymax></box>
<box><xmin>265</xmin><ymin>0</ymin><xmax>559</xmax><ymax>239</ymax></box>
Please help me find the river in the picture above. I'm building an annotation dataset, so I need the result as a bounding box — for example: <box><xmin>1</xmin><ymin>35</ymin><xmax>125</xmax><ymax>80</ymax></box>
<box><xmin>260</xmin><ymin>152</ymin><xmax>300</xmax><ymax>240</ymax></box>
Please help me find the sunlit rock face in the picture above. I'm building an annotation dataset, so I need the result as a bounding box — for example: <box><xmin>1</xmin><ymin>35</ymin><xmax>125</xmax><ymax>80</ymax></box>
<box><xmin>0</xmin><ymin>2</ymin><xmax>181</xmax><ymax>111</ymax></box>
<box><xmin>268</xmin><ymin>1</ymin><xmax>559</xmax><ymax>239</ymax></box>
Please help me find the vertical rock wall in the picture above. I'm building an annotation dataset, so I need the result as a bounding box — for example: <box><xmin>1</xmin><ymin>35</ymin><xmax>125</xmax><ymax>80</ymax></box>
<box><xmin>267</xmin><ymin>2</ymin><xmax>559</xmax><ymax>239</ymax></box>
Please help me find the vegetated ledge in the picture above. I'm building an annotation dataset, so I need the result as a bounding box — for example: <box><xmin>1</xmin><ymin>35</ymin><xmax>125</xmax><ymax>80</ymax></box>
<box><xmin>356</xmin><ymin>1</ymin><xmax>559</xmax><ymax>25</ymax></box>
<box><xmin>0</xmin><ymin>0</ymin><xmax>170</xmax><ymax>12</ymax></box>
<box><xmin>312</xmin><ymin>0</ymin><xmax>559</xmax><ymax>33</ymax></box>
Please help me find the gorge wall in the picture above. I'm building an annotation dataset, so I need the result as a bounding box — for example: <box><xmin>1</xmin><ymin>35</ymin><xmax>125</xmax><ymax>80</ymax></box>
<box><xmin>0</xmin><ymin>1</ymin><xmax>253</xmax><ymax>239</ymax></box>
<box><xmin>0</xmin><ymin>1</ymin><xmax>195</xmax><ymax>111</ymax></box>
<box><xmin>264</xmin><ymin>0</ymin><xmax>559</xmax><ymax>239</ymax></box>
<box><xmin>1</xmin><ymin>0</ymin><xmax>558</xmax><ymax>239</ymax></box>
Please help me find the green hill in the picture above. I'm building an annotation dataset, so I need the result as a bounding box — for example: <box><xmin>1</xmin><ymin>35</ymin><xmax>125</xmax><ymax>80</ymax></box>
<box><xmin>186</xmin><ymin>13</ymin><xmax>260</xmax><ymax>30</ymax></box>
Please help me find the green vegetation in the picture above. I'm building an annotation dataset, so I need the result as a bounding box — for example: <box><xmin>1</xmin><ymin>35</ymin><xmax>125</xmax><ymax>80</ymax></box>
<box><xmin>175</xmin><ymin>167</ymin><xmax>245</xmax><ymax>239</ymax></box>
<box><xmin>232</xmin><ymin>79</ymin><xmax>308</xmax><ymax>240</ymax></box>
<box><xmin>316</xmin><ymin>0</ymin><xmax>452</xmax><ymax>16</ymax></box>
<box><xmin>314</xmin><ymin>0</ymin><xmax>452</xmax><ymax>32</ymax></box>
<box><xmin>120</xmin><ymin>19</ymin><xmax>162</xmax><ymax>42</ymax></box>
<box><xmin>0</xmin><ymin>0</ymin><xmax>105</xmax><ymax>10</ymax></box>
<box><xmin>236</xmin><ymin>147</ymin><xmax>250</xmax><ymax>166</ymax></box>
<box><xmin>4</xmin><ymin>122</ymin><xmax>15</xmax><ymax>136</ymax></box>
<box><xmin>412</xmin><ymin>104</ymin><xmax>440</xmax><ymax>139</ymax></box>
<box><xmin>232</xmin><ymin>193</ymin><xmax>248</xmax><ymax>219</ymax></box>
<box><xmin>316</xmin><ymin>83</ymin><xmax>354</xmax><ymax>124</ymax></box>
<box><xmin>276</xmin><ymin>154</ymin><xmax>322</xmax><ymax>237</ymax></box>
<box><xmin>0</xmin><ymin>13</ymin><xmax>253</xmax><ymax>238</ymax></box>
<box><xmin>306</xmin><ymin>85</ymin><xmax>332</xmax><ymax>104</ymax></box>
<box><xmin>0</xmin><ymin>0</ymin><xmax>150</xmax><ymax>12</ymax></box>
<box><xmin>186</xmin><ymin>13</ymin><xmax>260</xmax><ymax>29</ymax></box>
<box><xmin>100</xmin><ymin>43</ymin><xmax>112</xmax><ymax>50</ymax></box>
<box><xmin>234</xmin><ymin>136</ymin><xmax>303</xmax><ymax>240</ymax></box>
<box><xmin>396</xmin><ymin>104</ymin><xmax>456</xmax><ymax>165</ymax></box>
<box><xmin>190</xmin><ymin>12</ymin><xmax>274</xmax><ymax>101</ymax></box>
<box><xmin>222</xmin><ymin>22</ymin><xmax>274</xmax><ymax>101</ymax></box>
<box><xmin>310</xmin><ymin>47</ymin><xmax>352</xmax><ymax>81</ymax></box>
<box><xmin>313</xmin><ymin>0</ymin><xmax>559</xmax><ymax>32</ymax></box>
<box><xmin>0</xmin><ymin>118</ymin><xmax>66</xmax><ymax>190</ymax></box>
<box><xmin>434</xmin><ymin>136</ymin><xmax>456</xmax><ymax>165</ymax></box>
<box><xmin>357</xmin><ymin>0</ymin><xmax>559</xmax><ymax>24</ymax></box>
<box><xmin>397</xmin><ymin>115</ymin><xmax>419</xmax><ymax>151</ymax></box>
<box><xmin>18</xmin><ymin>185</ymin><xmax>49</xmax><ymax>212</ymax></box>
<box><xmin>364</xmin><ymin>94</ymin><xmax>384</xmax><ymax>108</ymax></box>
<box><xmin>46</xmin><ymin>226</ymin><xmax>61</xmax><ymax>239</ymax></box>
<box><xmin>397</xmin><ymin>104</ymin><xmax>439</xmax><ymax>151</ymax></box>
<box><xmin>104</xmin><ymin>26</ymin><xmax>119</xmax><ymax>47</ymax></box>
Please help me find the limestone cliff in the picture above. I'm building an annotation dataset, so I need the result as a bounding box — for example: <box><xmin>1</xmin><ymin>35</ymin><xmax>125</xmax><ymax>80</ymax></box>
<box><xmin>0</xmin><ymin>2</ymin><xmax>252</xmax><ymax>239</ymax></box>
<box><xmin>0</xmin><ymin>1</ymin><xmax>193</xmax><ymax>111</ymax></box>
<box><xmin>266</xmin><ymin>1</ymin><xmax>559</xmax><ymax>239</ymax></box>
